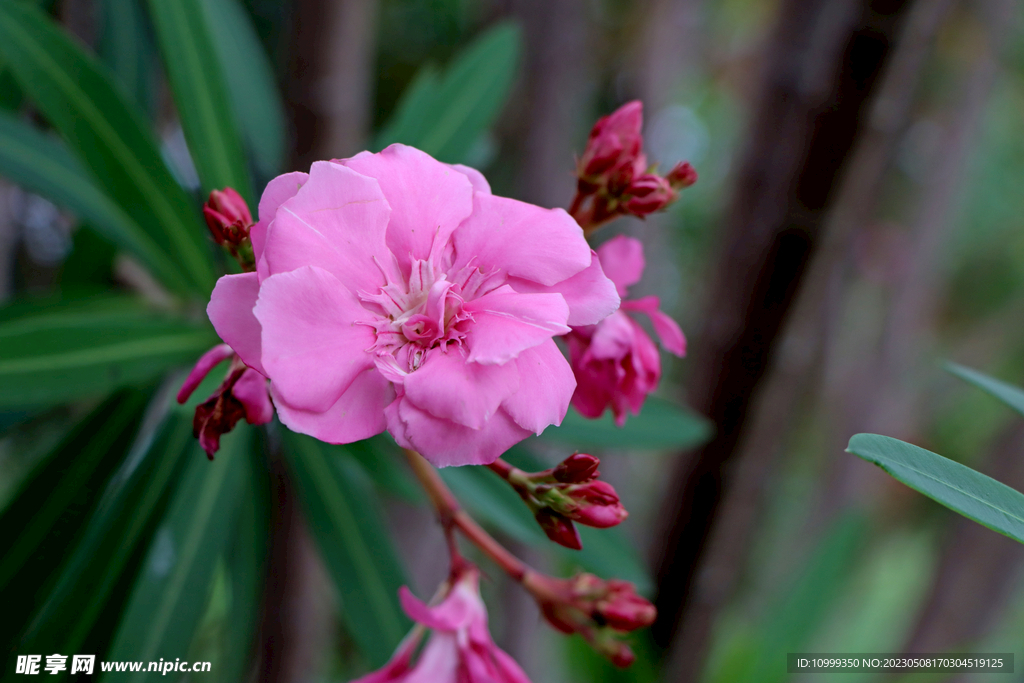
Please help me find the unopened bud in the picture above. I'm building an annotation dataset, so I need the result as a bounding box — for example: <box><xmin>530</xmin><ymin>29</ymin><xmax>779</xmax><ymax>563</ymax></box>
<box><xmin>666</xmin><ymin>161</ymin><xmax>698</xmax><ymax>188</ymax></box>
<box><xmin>623</xmin><ymin>174</ymin><xmax>676</xmax><ymax>216</ymax></box>
<box><xmin>553</xmin><ymin>453</ymin><xmax>600</xmax><ymax>483</ymax></box>
<box><xmin>565</xmin><ymin>480</ymin><xmax>628</xmax><ymax>528</ymax></box>
<box><xmin>609</xmin><ymin>643</ymin><xmax>636</xmax><ymax>668</ymax></box>
<box><xmin>596</xmin><ymin>580</ymin><xmax>657</xmax><ymax>631</ymax></box>
<box><xmin>535</xmin><ymin>508</ymin><xmax>582</xmax><ymax>550</ymax></box>
<box><xmin>203</xmin><ymin>188</ymin><xmax>253</xmax><ymax>246</ymax></box>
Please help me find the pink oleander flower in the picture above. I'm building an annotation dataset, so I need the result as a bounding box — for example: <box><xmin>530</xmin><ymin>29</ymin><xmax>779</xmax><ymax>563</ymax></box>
<box><xmin>354</xmin><ymin>568</ymin><xmax>531</xmax><ymax>683</ymax></box>
<box><xmin>207</xmin><ymin>144</ymin><xmax>619</xmax><ymax>466</ymax></box>
<box><xmin>567</xmin><ymin>235</ymin><xmax>685</xmax><ymax>425</ymax></box>
<box><xmin>177</xmin><ymin>344</ymin><xmax>274</xmax><ymax>458</ymax></box>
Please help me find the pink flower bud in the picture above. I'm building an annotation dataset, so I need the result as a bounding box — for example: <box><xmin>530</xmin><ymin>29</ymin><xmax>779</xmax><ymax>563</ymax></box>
<box><xmin>596</xmin><ymin>580</ymin><xmax>657</xmax><ymax>631</ymax></box>
<box><xmin>203</xmin><ymin>187</ymin><xmax>253</xmax><ymax>246</ymax></box>
<box><xmin>535</xmin><ymin>508</ymin><xmax>582</xmax><ymax>550</ymax></box>
<box><xmin>568</xmin><ymin>480</ymin><xmax>628</xmax><ymax>528</ymax></box>
<box><xmin>623</xmin><ymin>174</ymin><xmax>676</xmax><ymax>216</ymax></box>
<box><xmin>578</xmin><ymin>101</ymin><xmax>643</xmax><ymax>180</ymax></box>
<box><xmin>553</xmin><ymin>453</ymin><xmax>600</xmax><ymax>483</ymax></box>
<box><xmin>666</xmin><ymin>161</ymin><xmax>698</xmax><ymax>188</ymax></box>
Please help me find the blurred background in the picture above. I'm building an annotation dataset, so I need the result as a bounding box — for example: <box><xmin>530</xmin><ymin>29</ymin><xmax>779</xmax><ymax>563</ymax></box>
<box><xmin>4</xmin><ymin>0</ymin><xmax>1024</xmax><ymax>681</ymax></box>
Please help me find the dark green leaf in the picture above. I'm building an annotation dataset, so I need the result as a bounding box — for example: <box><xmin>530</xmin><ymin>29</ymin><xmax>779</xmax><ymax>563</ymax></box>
<box><xmin>539</xmin><ymin>396</ymin><xmax>714</xmax><ymax>451</ymax></box>
<box><xmin>374</xmin><ymin>23</ymin><xmax>520</xmax><ymax>164</ymax></box>
<box><xmin>0</xmin><ymin>64</ymin><xmax>23</xmax><ymax>111</ymax></box>
<box><xmin>18</xmin><ymin>406</ymin><xmax>196</xmax><ymax>656</ymax></box>
<box><xmin>283</xmin><ymin>432</ymin><xmax>410</xmax><ymax>666</ymax></box>
<box><xmin>848</xmin><ymin>433</ymin><xmax>1024</xmax><ymax>544</ymax></box>
<box><xmin>103</xmin><ymin>426</ymin><xmax>250</xmax><ymax>681</ymax></box>
<box><xmin>0</xmin><ymin>297</ymin><xmax>218</xmax><ymax>408</ymax></box>
<box><xmin>0</xmin><ymin>111</ymin><xmax>194</xmax><ymax>294</ymax></box>
<box><xmin>203</xmin><ymin>0</ymin><xmax>285</xmax><ymax>180</ymax></box>
<box><xmin>0</xmin><ymin>389</ymin><xmax>151</xmax><ymax>653</ymax></box>
<box><xmin>946</xmin><ymin>362</ymin><xmax>1024</xmax><ymax>417</ymax></box>
<box><xmin>345</xmin><ymin>435</ymin><xmax>424</xmax><ymax>503</ymax></box>
<box><xmin>0</xmin><ymin>1</ymin><xmax>216</xmax><ymax>294</ymax></box>
<box><xmin>97</xmin><ymin>0</ymin><xmax>154</xmax><ymax>114</ymax></box>
<box><xmin>147</xmin><ymin>0</ymin><xmax>253</xmax><ymax>202</ymax></box>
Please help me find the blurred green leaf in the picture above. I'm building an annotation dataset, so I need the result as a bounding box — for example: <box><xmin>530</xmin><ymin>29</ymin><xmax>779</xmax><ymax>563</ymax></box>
<box><xmin>0</xmin><ymin>64</ymin><xmax>23</xmax><ymax>111</ymax></box>
<box><xmin>0</xmin><ymin>389</ymin><xmax>150</xmax><ymax>654</ymax></box>
<box><xmin>97</xmin><ymin>0</ymin><xmax>154</xmax><ymax>115</ymax></box>
<box><xmin>18</xmin><ymin>407</ymin><xmax>196</xmax><ymax>656</ymax></box>
<box><xmin>203</xmin><ymin>0</ymin><xmax>285</xmax><ymax>181</ymax></box>
<box><xmin>946</xmin><ymin>362</ymin><xmax>1024</xmax><ymax>417</ymax></box>
<box><xmin>344</xmin><ymin>435</ymin><xmax>424</xmax><ymax>503</ymax></box>
<box><xmin>539</xmin><ymin>397</ymin><xmax>714</xmax><ymax>451</ymax></box>
<box><xmin>283</xmin><ymin>432</ymin><xmax>410</xmax><ymax>666</ymax></box>
<box><xmin>0</xmin><ymin>1</ymin><xmax>216</xmax><ymax>295</ymax></box>
<box><xmin>104</xmin><ymin>427</ymin><xmax>249</xmax><ymax>682</ymax></box>
<box><xmin>147</xmin><ymin>0</ymin><xmax>253</xmax><ymax>203</ymax></box>
<box><xmin>848</xmin><ymin>433</ymin><xmax>1024</xmax><ymax>544</ymax></box>
<box><xmin>0</xmin><ymin>298</ymin><xmax>218</xmax><ymax>408</ymax></box>
<box><xmin>374</xmin><ymin>22</ymin><xmax>520</xmax><ymax>164</ymax></box>
<box><xmin>440</xmin><ymin>461</ymin><xmax>653</xmax><ymax>593</ymax></box>
<box><xmin>0</xmin><ymin>111</ymin><xmax>195</xmax><ymax>294</ymax></box>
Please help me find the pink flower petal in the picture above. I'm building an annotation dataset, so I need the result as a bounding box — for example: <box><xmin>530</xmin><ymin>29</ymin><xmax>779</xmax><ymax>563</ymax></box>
<box><xmin>177</xmin><ymin>343</ymin><xmax>234</xmax><ymax>403</ymax></box>
<box><xmin>387</xmin><ymin>399</ymin><xmax>531</xmax><ymax>467</ymax></box>
<box><xmin>402</xmin><ymin>348</ymin><xmax>520</xmax><ymax>429</ymax></box>
<box><xmin>502</xmin><ymin>340</ymin><xmax>575</xmax><ymax>434</ymax></box>
<box><xmin>448</xmin><ymin>163</ymin><xmax>491</xmax><ymax>194</ymax></box>
<box><xmin>596</xmin><ymin>235</ymin><xmax>644</xmax><ymax>297</ymax></box>
<box><xmin>506</xmin><ymin>250</ymin><xmax>620</xmax><ymax>326</ymax></box>
<box><xmin>464</xmin><ymin>287</ymin><xmax>570</xmax><ymax>365</ymax></box>
<box><xmin>621</xmin><ymin>296</ymin><xmax>686</xmax><ymax>356</ymax></box>
<box><xmin>254</xmin><ymin>266</ymin><xmax>376</xmax><ymax>412</ymax></box>
<box><xmin>452</xmin><ymin>193</ymin><xmax>592</xmax><ymax>286</ymax></box>
<box><xmin>340</xmin><ymin>144</ymin><xmax>474</xmax><ymax>272</ymax></box>
<box><xmin>403</xmin><ymin>633</ymin><xmax>460</xmax><ymax>683</ymax></box>
<box><xmin>252</xmin><ymin>170</ymin><xmax>308</xmax><ymax>270</ymax></box>
<box><xmin>263</xmin><ymin>161</ymin><xmax>394</xmax><ymax>293</ymax></box>
<box><xmin>207</xmin><ymin>272</ymin><xmax>265</xmax><ymax>376</ymax></box>
<box><xmin>233</xmin><ymin>368</ymin><xmax>274</xmax><ymax>424</ymax></box>
<box><xmin>273</xmin><ymin>366</ymin><xmax>392</xmax><ymax>443</ymax></box>
<box><xmin>399</xmin><ymin>586</ymin><xmax>475</xmax><ymax>632</ymax></box>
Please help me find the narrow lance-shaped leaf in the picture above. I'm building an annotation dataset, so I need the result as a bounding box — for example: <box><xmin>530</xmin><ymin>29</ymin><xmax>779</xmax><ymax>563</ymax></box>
<box><xmin>103</xmin><ymin>426</ymin><xmax>250</xmax><ymax>683</ymax></box>
<box><xmin>0</xmin><ymin>297</ymin><xmax>218</xmax><ymax>409</ymax></box>
<box><xmin>0</xmin><ymin>1</ymin><xmax>216</xmax><ymax>294</ymax></box>
<box><xmin>0</xmin><ymin>112</ymin><xmax>193</xmax><ymax>294</ymax></box>
<box><xmin>97</xmin><ymin>0</ymin><xmax>154</xmax><ymax>115</ymax></box>
<box><xmin>847</xmin><ymin>433</ymin><xmax>1024</xmax><ymax>545</ymax></box>
<box><xmin>146</xmin><ymin>0</ymin><xmax>254</xmax><ymax>202</ymax></box>
<box><xmin>283</xmin><ymin>432</ymin><xmax>411</xmax><ymax>667</ymax></box>
<box><xmin>946</xmin><ymin>362</ymin><xmax>1024</xmax><ymax>417</ymax></box>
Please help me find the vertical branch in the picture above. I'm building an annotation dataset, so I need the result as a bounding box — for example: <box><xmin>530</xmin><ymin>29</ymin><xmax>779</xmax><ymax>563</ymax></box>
<box><xmin>651</xmin><ymin>0</ymin><xmax>915</xmax><ymax>663</ymax></box>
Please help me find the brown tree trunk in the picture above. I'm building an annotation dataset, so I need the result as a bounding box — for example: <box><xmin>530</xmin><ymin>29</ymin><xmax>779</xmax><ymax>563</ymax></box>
<box><xmin>651</xmin><ymin>0</ymin><xmax>915</xmax><ymax>667</ymax></box>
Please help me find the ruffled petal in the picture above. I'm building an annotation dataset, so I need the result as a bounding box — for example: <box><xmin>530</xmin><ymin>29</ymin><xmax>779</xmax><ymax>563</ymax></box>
<box><xmin>402</xmin><ymin>634</ymin><xmax>461</xmax><ymax>683</ymax></box>
<box><xmin>273</xmin><ymin>366</ymin><xmax>392</xmax><ymax>443</ymax></box>
<box><xmin>262</xmin><ymin>161</ymin><xmax>394</xmax><ymax>292</ymax></box>
<box><xmin>233</xmin><ymin>368</ymin><xmax>274</xmax><ymax>424</ymax></box>
<box><xmin>502</xmin><ymin>340</ymin><xmax>575</xmax><ymax>434</ymax></box>
<box><xmin>621</xmin><ymin>296</ymin><xmax>686</xmax><ymax>356</ymax></box>
<box><xmin>340</xmin><ymin>144</ymin><xmax>474</xmax><ymax>272</ymax></box>
<box><xmin>449</xmin><ymin>163</ymin><xmax>491</xmax><ymax>194</ymax></box>
<box><xmin>387</xmin><ymin>399</ymin><xmax>531</xmax><ymax>467</ymax></box>
<box><xmin>452</xmin><ymin>193</ymin><xmax>592</xmax><ymax>286</ymax></box>
<box><xmin>399</xmin><ymin>586</ymin><xmax>474</xmax><ymax>632</ymax></box>
<box><xmin>207</xmin><ymin>272</ymin><xmax>265</xmax><ymax>375</ymax></box>
<box><xmin>254</xmin><ymin>266</ymin><xmax>376</xmax><ymax>412</ymax></box>
<box><xmin>596</xmin><ymin>235</ymin><xmax>645</xmax><ymax>297</ymax></box>
<box><xmin>403</xmin><ymin>348</ymin><xmax>520</xmax><ymax>429</ymax></box>
<box><xmin>506</xmin><ymin>250</ymin><xmax>619</xmax><ymax>326</ymax></box>
<box><xmin>252</xmin><ymin>170</ymin><xmax>308</xmax><ymax>271</ymax></box>
<box><xmin>464</xmin><ymin>287</ymin><xmax>570</xmax><ymax>365</ymax></box>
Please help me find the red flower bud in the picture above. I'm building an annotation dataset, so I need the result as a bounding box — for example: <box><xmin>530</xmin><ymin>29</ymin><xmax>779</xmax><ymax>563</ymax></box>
<box><xmin>578</xmin><ymin>101</ymin><xmax>644</xmax><ymax>180</ymax></box>
<box><xmin>535</xmin><ymin>508</ymin><xmax>582</xmax><ymax>550</ymax></box>
<box><xmin>596</xmin><ymin>580</ymin><xmax>657</xmax><ymax>631</ymax></box>
<box><xmin>623</xmin><ymin>174</ymin><xmax>676</xmax><ymax>216</ymax></box>
<box><xmin>666</xmin><ymin>161</ymin><xmax>698</xmax><ymax>189</ymax></box>
<box><xmin>608</xmin><ymin>643</ymin><xmax>636</xmax><ymax>668</ymax></box>
<box><xmin>566</xmin><ymin>480</ymin><xmax>628</xmax><ymax>528</ymax></box>
<box><xmin>203</xmin><ymin>188</ymin><xmax>253</xmax><ymax>246</ymax></box>
<box><xmin>553</xmin><ymin>453</ymin><xmax>600</xmax><ymax>483</ymax></box>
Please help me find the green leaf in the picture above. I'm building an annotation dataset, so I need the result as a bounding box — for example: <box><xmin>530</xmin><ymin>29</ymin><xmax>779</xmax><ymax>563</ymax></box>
<box><xmin>374</xmin><ymin>22</ymin><xmax>520</xmax><ymax>164</ymax></box>
<box><xmin>0</xmin><ymin>64</ymin><xmax>23</xmax><ymax>111</ymax></box>
<box><xmin>147</xmin><ymin>0</ymin><xmax>253</xmax><ymax>202</ymax></box>
<box><xmin>18</xmin><ymin>406</ymin><xmax>197</xmax><ymax>656</ymax></box>
<box><xmin>0</xmin><ymin>111</ymin><xmax>194</xmax><ymax>294</ymax></box>
<box><xmin>283</xmin><ymin>432</ymin><xmax>411</xmax><ymax>666</ymax></box>
<box><xmin>440</xmin><ymin>460</ymin><xmax>652</xmax><ymax>592</ymax></box>
<box><xmin>0</xmin><ymin>297</ymin><xmax>218</xmax><ymax>408</ymax></box>
<box><xmin>103</xmin><ymin>427</ymin><xmax>250</xmax><ymax>682</ymax></box>
<box><xmin>946</xmin><ymin>362</ymin><xmax>1024</xmax><ymax>417</ymax></box>
<box><xmin>0</xmin><ymin>389</ymin><xmax>151</xmax><ymax>653</ymax></box>
<box><xmin>539</xmin><ymin>397</ymin><xmax>714</xmax><ymax>451</ymax></box>
<box><xmin>203</xmin><ymin>0</ymin><xmax>285</xmax><ymax>181</ymax></box>
<box><xmin>0</xmin><ymin>1</ymin><xmax>216</xmax><ymax>294</ymax></box>
<box><xmin>847</xmin><ymin>433</ymin><xmax>1024</xmax><ymax>544</ymax></box>
<box><xmin>97</xmin><ymin>0</ymin><xmax>154</xmax><ymax>114</ymax></box>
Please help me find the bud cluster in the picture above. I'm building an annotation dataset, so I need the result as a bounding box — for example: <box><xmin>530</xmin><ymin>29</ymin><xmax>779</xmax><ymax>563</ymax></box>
<box><xmin>525</xmin><ymin>572</ymin><xmax>656</xmax><ymax>667</ymax></box>
<box><xmin>203</xmin><ymin>188</ymin><xmax>256</xmax><ymax>270</ymax></box>
<box><xmin>570</xmin><ymin>101</ymin><xmax>696</xmax><ymax>232</ymax></box>
<box><xmin>494</xmin><ymin>454</ymin><xmax>628</xmax><ymax>550</ymax></box>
